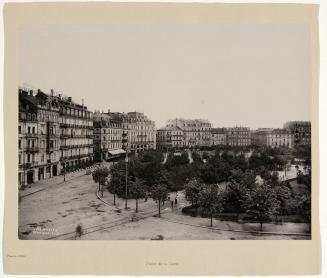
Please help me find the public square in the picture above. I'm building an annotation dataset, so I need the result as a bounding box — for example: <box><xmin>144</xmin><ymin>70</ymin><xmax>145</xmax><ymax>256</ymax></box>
<box><xmin>19</xmin><ymin>163</ymin><xmax>310</xmax><ymax>240</ymax></box>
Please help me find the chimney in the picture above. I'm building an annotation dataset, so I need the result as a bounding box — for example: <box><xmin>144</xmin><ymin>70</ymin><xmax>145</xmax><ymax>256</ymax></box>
<box><xmin>68</xmin><ymin>97</ymin><xmax>72</xmax><ymax>102</ymax></box>
<box><xmin>50</xmin><ymin>89</ymin><xmax>54</xmax><ymax>97</ymax></box>
<box><xmin>58</xmin><ymin>94</ymin><xmax>62</xmax><ymax>99</ymax></box>
<box><xmin>29</xmin><ymin>90</ymin><xmax>33</xmax><ymax>96</ymax></box>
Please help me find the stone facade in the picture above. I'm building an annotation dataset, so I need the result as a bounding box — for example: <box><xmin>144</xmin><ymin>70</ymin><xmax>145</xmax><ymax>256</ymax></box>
<box><xmin>283</xmin><ymin>121</ymin><xmax>311</xmax><ymax>146</ymax></box>
<box><xmin>252</xmin><ymin>128</ymin><xmax>293</xmax><ymax>148</ymax></box>
<box><xmin>211</xmin><ymin>128</ymin><xmax>227</xmax><ymax>146</ymax></box>
<box><xmin>156</xmin><ymin>126</ymin><xmax>184</xmax><ymax>150</ymax></box>
<box><xmin>166</xmin><ymin>118</ymin><xmax>212</xmax><ymax>147</ymax></box>
<box><xmin>93</xmin><ymin>111</ymin><xmax>124</xmax><ymax>161</ymax></box>
<box><xmin>18</xmin><ymin>88</ymin><xmax>61</xmax><ymax>187</ymax></box>
<box><xmin>57</xmin><ymin>95</ymin><xmax>94</xmax><ymax>172</ymax></box>
<box><xmin>99</xmin><ymin>111</ymin><xmax>156</xmax><ymax>153</ymax></box>
<box><xmin>18</xmin><ymin>87</ymin><xmax>94</xmax><ymax>188</ymax></box>
<box><xmin>226</xmin><ymin>127</ymin><xmax>251</xmax><ymax>146</ymax></box>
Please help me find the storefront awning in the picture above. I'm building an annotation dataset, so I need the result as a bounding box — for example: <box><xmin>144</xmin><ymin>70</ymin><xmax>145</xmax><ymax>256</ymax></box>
<box><xmin>108</xmin><ymin>149</ymin><xmax>126</xmax><ymax>156</ymax></box>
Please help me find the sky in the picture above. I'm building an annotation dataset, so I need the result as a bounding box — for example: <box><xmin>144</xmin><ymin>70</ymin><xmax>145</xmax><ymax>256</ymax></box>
<box><xmin>19</xmin><ymin>24</ymin><xmax>311</xmax><ymax>129</ymax></box>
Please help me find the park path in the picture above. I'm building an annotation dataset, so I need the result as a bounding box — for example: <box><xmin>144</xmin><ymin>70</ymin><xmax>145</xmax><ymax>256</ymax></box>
<box><xmin>162</xmin><ymin>152</ymin><xmax>168</xmax><ymax>164</ymax></box>
<box><xmin>187</xmin><ymin>149</ymin><xmax>193</xmax><ymax>163</ymax></box>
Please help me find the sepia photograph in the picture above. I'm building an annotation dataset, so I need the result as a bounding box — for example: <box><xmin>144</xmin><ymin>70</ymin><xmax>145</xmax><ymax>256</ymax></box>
<box><xmin>17</xmin><ymin>23</ymin><xmax>312</xmax><ymax>241</ymax></box>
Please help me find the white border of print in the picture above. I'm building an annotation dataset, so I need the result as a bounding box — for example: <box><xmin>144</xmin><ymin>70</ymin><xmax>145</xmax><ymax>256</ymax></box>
<box><xmin>0</xmin><ymin>0</ymin><xmax>326</xmax><ymax>277</ymax></box>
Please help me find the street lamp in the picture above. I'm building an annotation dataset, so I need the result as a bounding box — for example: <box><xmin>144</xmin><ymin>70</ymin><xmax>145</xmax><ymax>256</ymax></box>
<box><xmin>122</xmin><ymin>131</ymin><xmax>128</xmax><ymax>209</ymax></box>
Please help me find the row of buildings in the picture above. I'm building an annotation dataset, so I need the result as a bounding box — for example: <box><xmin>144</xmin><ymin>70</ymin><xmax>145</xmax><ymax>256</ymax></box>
<box><xmin>18</xmin><ymin>87</ymin><xmax>311</xmax><ymax>187</ymax></box>
<box><xmin>156</xmin><ymin>120</ymin><xmax>311</xmax><ymax>150</ymax></box>
<box><xmin>93</xmin><ymin>110</ymin><xmax>156</xmax><ymax>161</ymax></box>
<box><xmin>18</xmin><ymin>87</ymin><xmax>156</xmax><ymax>187</ymax></box>
<box><xmin>19</xmin><ymin>88</ymin><xmax>93</xmax><ymax>187</ymax></box>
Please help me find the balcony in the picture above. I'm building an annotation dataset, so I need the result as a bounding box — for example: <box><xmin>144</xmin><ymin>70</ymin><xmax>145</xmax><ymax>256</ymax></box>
<box><xmin>25</xmin><ymin>146</ymin><xmax>39</xmax><ymax>152</ymax></box>
<box><xmin>19</xmin><ymin>161</ymin><xmax>38</xmax><ymax>169</ymax></box>
<box><xmin>25</xmin><ymin>133</ymin><xmax>38</xmax><ymax>138</ymax></box>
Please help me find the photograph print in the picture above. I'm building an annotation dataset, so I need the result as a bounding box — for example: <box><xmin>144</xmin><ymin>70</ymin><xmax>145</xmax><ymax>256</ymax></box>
<box><xmin>18</xmin><ymin>23</ymin><xmax>312</xmax><ymax>240</ymax></box>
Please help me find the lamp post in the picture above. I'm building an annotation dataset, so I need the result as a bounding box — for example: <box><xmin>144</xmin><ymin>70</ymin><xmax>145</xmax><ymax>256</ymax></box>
<box><xmin>122</xmin><ymin>131</ymin><xmax>128</xmax><ymax>209</ymax></box>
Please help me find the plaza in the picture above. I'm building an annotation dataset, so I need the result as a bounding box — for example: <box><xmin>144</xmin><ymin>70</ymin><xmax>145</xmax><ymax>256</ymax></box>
<box><xmin>19</xmin><ymin>163</ymin><xmax>310</xmax><ymax>240</ymax></box>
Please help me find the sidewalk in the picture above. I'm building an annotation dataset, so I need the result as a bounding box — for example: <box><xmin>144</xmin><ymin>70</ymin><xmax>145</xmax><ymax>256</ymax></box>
<box><xmin>19</xmin><ymin>165</ymin><xmax>98</xmax><ymax>198</ymax></box>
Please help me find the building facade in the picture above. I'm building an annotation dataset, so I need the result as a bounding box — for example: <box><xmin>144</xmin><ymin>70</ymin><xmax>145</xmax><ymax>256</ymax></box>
<box><xmin>156</xmin><ymin>126</ymin><xmax>184</xmax><ymax>150</ymax></box>
<box><xmin>109</xmin><ymin>112</ymin><xmax>156</xmax><ymax>153</ymax></box>
<box><xmin>226</xmin><ymin>127</ymin><xmax>251</xmax><ymax>146</ymax></box>
<box><xmin>267</xmin><ymin>129</ymin><xmax>294</xmax><ymax>148</ymax></box>
<box><xmin>93</xmin><ymin>111</ymin><xmax>124</xmax><ymax>161</ymax></box>
<box><xmin>252</xmin><ymin>128</ymin><xmax>293</xmax><ymax>148</ymax></box>
<box><xmin>166</xmin><ymin>118</ymin><xmax>212</xmax><ymax>147</ymax></box>
<box><xmin>57</xmin><ymin>95</ymin><xmax>94</xmax><ymax>172</ymax></box>
<box><xmin>211</xmin><ymin>128</ymin><xmax>227</xmax><ymax>146</ymax></box>
<box><xmin>251</xmin><ymin>128</ymin><xmax>273</xmax><ymax>146</ymax></box>
<box><xmin>283</xmin><ymin>121</ymin><xmax>311</xmax><ymax>146</ymax></box>
<box><xmin>18</xmin><ymin>88</ymin><xmax>61</xmax><ymax>187</ymax></box>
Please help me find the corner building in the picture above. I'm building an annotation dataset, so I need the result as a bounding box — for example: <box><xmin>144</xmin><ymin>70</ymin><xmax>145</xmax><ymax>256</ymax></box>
<box><xmin>93</xmin><ymin>111</ymin><xmax>124</xmax><ymax>161</ymax></box>
<box><xmin>18</xmin><ymin>88</ymin><xmax>61</xmax><ymax>187</ymax></box>
<box><xmin>108</xmin><ymin>111</ymin><xmax>156</xmax><ymax>153</ymax></box>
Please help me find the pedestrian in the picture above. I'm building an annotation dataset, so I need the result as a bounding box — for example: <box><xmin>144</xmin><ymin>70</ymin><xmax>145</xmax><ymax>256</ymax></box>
<box><xmin>75</xmin><ymin>224</ymin><xmax>83</xmax><ymax>240</ymax></box>
<box><xmin>171</xmin><ymin>200</ymin><xmax>174</xmax><ymax>209</ymax></box>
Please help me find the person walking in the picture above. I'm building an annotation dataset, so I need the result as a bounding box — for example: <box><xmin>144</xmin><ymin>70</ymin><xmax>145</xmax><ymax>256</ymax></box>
<box><xmin>75</xmin><ymin>224</ymin><xmax>83</xmax><ymax>240</ymax></box>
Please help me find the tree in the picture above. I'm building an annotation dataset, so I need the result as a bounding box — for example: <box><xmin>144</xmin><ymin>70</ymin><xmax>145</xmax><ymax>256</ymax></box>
<box><xmin>297</xmin><ymin>192</ymin><xmax>311</xmax><ymax>233</ymax></box>
<box><xmin>151</xmin><ymin>184</ymin><xmax>168</xmax><ymax>217</ymax></box>
<box><xmin>224</xmin><ymin>170</ymin><xmax>256</xmax><ymax>217</ymax></box>
<box><xmin>129</xmin><ymin>178</ymin><xmax>147</xmax><ymax>213</ymax></box>
<box><xmin>106</xmin><ymin>167</ymin><xmax>124</xmax><ymax>206</ymax></box>
<box><xmin>198</xmin><ymin>184</ymin><xmax>224</xmax><ymax>227</ymax></box>
<box><xmin>184</xmin><ymin>178</ymin><xmax>204</xmax><ymax>206</ymax></box>
<box><xmin>243</xmin><ymin>183</ymin><xmax>280</xmax><ymax>232</ymax></box>
<box><xmin>92</xmin><ymin>166</ymin><xmax>110</xmax><ymax>197</ymax></box>
<box><xmin>274</xmin><ymin>183</ymin><xmax>292</xmax><ymax>223</ymax></box>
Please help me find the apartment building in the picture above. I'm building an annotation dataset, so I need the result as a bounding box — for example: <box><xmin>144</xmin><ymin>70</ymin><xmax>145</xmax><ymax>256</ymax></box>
<box><xmin>18</xmin><ymin>88</ymin><xmax>61</xmax><ymax>187</ymax></box>
<box><xmin>226</xmin><ymin>127</ymin><xmax>251</xmax><ymax>146</ymax></box>
<box><xmin>166</xmin><ymin>118</ymin><xmax>212</xmax><ymax>147</ymax></box>
<box><xmin>283</xmin><ymin>121</ymin><xmax>311</xmax><ymax>146</ymax></box>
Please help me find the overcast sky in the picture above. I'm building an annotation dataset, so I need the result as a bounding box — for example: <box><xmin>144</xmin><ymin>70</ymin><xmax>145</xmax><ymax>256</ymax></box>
<box><xmin>20</xmin><ymin>24</ymin><xmax>311</xmax><ymax>129</ymax></box>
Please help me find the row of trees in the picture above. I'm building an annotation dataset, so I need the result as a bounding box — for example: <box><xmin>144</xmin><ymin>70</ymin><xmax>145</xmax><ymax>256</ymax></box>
<box><xmin>92</xmin><ymin>164</ymin><xmax>169</xmax><ymax>216</ymax></box>
<box><xmin>184</xmin><ymin>168</ymin><xmax>311</xmax><ymax>232</ymax></box>
<box><xmin>92</xmin><ymin>146</ymin><xmax>311</xmax><ymax>231</ymax></box>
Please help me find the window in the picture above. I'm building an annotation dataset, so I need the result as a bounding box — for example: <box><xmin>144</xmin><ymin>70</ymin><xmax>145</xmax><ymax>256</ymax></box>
<box><xmin>18</xmin><ymin>126</ymin><xmax>21</xmax><ymax>134</ymax></box>
<box><xmin>18</xmin><ymin>140</ymin><xmax>21</xmax><ymax>149</ymax></box>
<box><xmin>28</xmin><ymin>127</ymin><xmax>31</xmax><ymax>134</ymax></box>
<box><xmin>27</xmin><ymin>154</ymin><xmax>31</xmax><ymax>162</ymax></box>
<box><xmin>32</xmin><ymin>127</ymin><xmax>35</xmax><ymax>134</ymax></box>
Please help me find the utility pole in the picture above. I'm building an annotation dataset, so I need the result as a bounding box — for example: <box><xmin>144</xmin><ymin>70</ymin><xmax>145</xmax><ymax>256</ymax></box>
<box><xmin>22</xmin><ymin>120</ymin><xmax>26</xmax><ymax>190</ymax></box>
<box><xmin>122</xmin><ymin>131</ymin><xmax>128</xmax><ymax>209</ymax></box>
